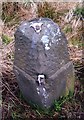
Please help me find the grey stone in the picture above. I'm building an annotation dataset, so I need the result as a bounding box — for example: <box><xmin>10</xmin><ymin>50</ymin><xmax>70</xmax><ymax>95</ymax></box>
<box><xmin>14</xmin><ymin>18</ymin><xmax>75</xmax><ymax>108</ymax></box>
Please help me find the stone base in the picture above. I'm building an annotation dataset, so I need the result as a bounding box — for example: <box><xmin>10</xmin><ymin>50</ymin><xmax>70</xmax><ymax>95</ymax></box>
<box><xmin>14</xmin><ymin>61</ymin><xmax>75</xmax><ymax>108</ymax></box>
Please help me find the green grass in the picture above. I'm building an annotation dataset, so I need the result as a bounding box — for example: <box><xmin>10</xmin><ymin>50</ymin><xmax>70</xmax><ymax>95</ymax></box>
<box><xmin>63</xmin><ymin>26</ymin><xmax>72</xmax><ymax>33</ymax></box>
<box><xmin>12</xmin><ymin>111</ymin><xmax>22</xmax><ymax>120</ymax></box>
<box><xmin>54</xmin><ymin>91</ymin><xmax>73</xmax><ymax>112</ymax></box>
<box><xmin>2</xmin><ymin>12</ymin><xmax>15</xmax><ymax>23</ymax></box>
<box><xmin>69</xmin><ymin>37</ymin><xmax>83</xmax><ymax>48</ymax></box>
<box><xmin>74</xmin><ymin>5</ymin><xmax>84</xmax><ymax>17</ymax></box>
<box><xmin>25</xmin><ymin>91</ymin><xmax>74</xmax><ymax>117</ymax></box>
<box><xmin>2</xmin><ymin>10</ymin><xmax>20</xmax><ymax>27</ymax></box>
<box><xmin>2</xmin><ymin>34</ymin><xmax>12</xmax><ymax>45</ymax></box>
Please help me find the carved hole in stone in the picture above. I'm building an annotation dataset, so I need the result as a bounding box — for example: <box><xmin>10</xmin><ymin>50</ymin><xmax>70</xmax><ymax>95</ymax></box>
<box><xmin>36</xmin><ymin>25</ymin><xmax>40</xmax><ymax>31</ymax></box>
<box><xmin>30</xmin><ymin>22</ymin><xmax>43</xmax><ymax>33</ymax></box>
<box><xmin>36</xmin><ymin>80</ymin><xmax>39</xmax><ymax>86</ymax></box>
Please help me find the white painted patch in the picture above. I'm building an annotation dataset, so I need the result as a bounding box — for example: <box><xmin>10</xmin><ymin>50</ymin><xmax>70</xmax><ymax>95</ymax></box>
<box><xmin>41</xmin><ymin>35</ymin><xmax>50</xmax><ymax>50</ymax></box>
<box><xmin>24</xmin><ymin>23</ymin><xmax>27</xmax><ymax>26</ymax></box>
<box><xmin>18</xmin><ymin>48</ymin><xmax>20</xmax><ymax>51</ymax></box>
<box><xmin>41</xmin><ymin>35</ymin><xmax>49</xmax><ymax>44</ymax></box>
<box><xmin>21</xmin><ymin>29</ymin><xmax>25</xmax><ymax>33</ymax></box>
<box><xmin>49</xmin><ymin>42</ymin><xmax>51</xmax><ymax>46</ymax></box>
<box><xmin>43</xmin><ymin>88</ymin><xmax>46</xmax><ymax>92</ymax></box>
<box><xmin>37</xmin><ymin>88</ymin><xmax>39</xmax><ymax>91</ymax></box>
<box><xmin>37</xmin><ymin>75</ymin><xmax>45</xmax><ymax>85</ymax></box>
<box><xmin>47</xmin><ymin>24</ymin><xmax>51</xmax><ymax>28</ymax></box>
<box><xmin>36</xmin><ymin>88</ymin><xmax>40</xmax><ymax>94</ymax></box>
<box><xmin>58</xmin><ymin>38</ymin><xmax>61</xmax><ymax>41</ymax></box>
<box><xmin>56</xmin><ymin>28</ymin><xmax>61</xmax><ymax>35</ymax></box>
<box><xmin>37</xmin><ymin>92</ymin><xmax>40</xmax><ymax>94</ymax></box>
<box><xmin>45</xmin><ymin>44</ymin><xmax>50</xmax><ymax>50</ymax></box>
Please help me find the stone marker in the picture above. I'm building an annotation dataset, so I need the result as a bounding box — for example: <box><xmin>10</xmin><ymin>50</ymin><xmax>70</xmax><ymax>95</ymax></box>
<box><xmin>14</xmin><ymin>18</ymin><xmax>75</xmax><ymax>108</ymax></box>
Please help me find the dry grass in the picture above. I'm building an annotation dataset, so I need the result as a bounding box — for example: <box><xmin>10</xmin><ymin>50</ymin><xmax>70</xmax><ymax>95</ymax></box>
<box><xmin>1</xmin><ymin>2</ymin><xmax>84</xmax><ymax>120</ymax></box>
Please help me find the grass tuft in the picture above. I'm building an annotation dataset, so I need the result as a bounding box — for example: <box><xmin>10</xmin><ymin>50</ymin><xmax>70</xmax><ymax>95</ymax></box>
<box><xmin>2</xmin><ymin>34</ymin><xmax>12</xmax><ymax>45</ymax></box>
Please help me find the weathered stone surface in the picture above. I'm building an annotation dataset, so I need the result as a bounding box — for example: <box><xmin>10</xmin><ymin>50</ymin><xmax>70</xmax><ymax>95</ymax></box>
<box><xmin>14</xmin><ymin>18</ymin><xmax>75</xmax><ymax>108</ymax></box>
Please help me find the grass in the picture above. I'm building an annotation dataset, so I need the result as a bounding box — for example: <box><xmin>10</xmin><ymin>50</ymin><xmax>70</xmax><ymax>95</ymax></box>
<box><xmin>2</xmin><ymin>2</ymin><xmax>84</xmax><ymax>119</ymax></box>
<box><xmin>12</xmin><ymin>111</ymin><xmax>22</xmax><ymax>120</ymax></box>
<box><xmin>2</xmin><ymin>13</ymin><xmax>20</xmax><ymax>27</ymax></box>
<box><xmin>2</xmin><ymin>12</ymin><xmax>15</xmax><ymax>23</ymax></box>
<box><xmin>63</xmin><ymin>25</ymin><xmax>72</xmax><ymax>33</ymax></box>
<box><xmin>24</xmin><ymin>91</ymin><xmax>74</xmax><ymax>117</ymax></box>
<box><xmin>2</xmin><ymin>62</ymin><xmax>83</xmax><ymax>119</ymax></box>
<box><xmin>37</xmin><ymin>2</ymin><xmax>60</xmax><ymax>23</ymax></box>
<box><xmin>69</xmin><ymin>36</ymin><xmax>83</xmax><ymax>48</ymax></box>
<box><xmin>1</xmin><ymin>3</ymin><xmax>20</xmax><ymax>27</ymax></box>
<box><xmin>74</xmin><ymin>5</ymin><xmax>84</xmax><ymax>17</ymax></box>
<box><xmin>54</xmin><ymin>91</ymin><xmax>73</xmax><ymax>112</ymax></box>
<box><xmin>11</xmin><ymin>89</ymin><xmax>74</xmax><ymax>119</ymax></box>
<box><xmin>2</xmin><ymin>34</ymin><xmax>12</xmax><ymax>45</ymax></box>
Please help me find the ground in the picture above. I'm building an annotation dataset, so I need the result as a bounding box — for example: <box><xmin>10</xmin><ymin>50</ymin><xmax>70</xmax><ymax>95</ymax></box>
<box><xmin>1</xmin><ymin>2</ymin><xmax>84</xmax><ymax>120</ymax></box>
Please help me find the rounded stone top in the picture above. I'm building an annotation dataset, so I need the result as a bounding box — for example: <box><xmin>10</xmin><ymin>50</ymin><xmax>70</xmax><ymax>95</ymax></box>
<box><xmin>18</xmin><ymin>18</ymin><xmax>61</xmax><ymax>35</ymax></box>
<box><xmin>15</xmin><ymin>18</ymin><xmax>65</xmax><ymax>51</ymax></box>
